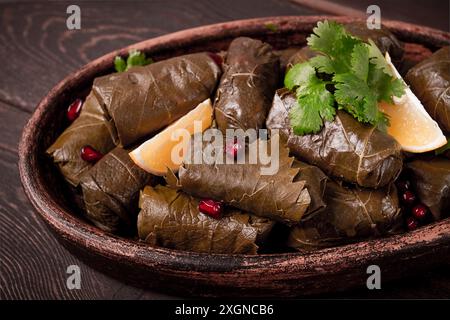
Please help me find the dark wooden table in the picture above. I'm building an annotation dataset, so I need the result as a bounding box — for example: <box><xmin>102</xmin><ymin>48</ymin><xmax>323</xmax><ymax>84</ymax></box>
<box><xmin>1</xmin><ymin>0</ymin><xmax>449</xmax><ymax>300</ymax></box>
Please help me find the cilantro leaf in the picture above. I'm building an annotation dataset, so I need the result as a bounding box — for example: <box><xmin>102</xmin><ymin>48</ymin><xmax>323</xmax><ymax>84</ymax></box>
<box><xmin>114</xmin><ymin>56</ymin><xmax>127</xmax><ymax>72</ymax></box>
<box><xmin>285</xmin><ymin>20</ymin><xmax>406</xmax><ymax>136</ymax></box>
<box><xmin>265</xmin><ymin>23</ymin><xmax>278</xmax><ymax>32</ymax></box>
<box><xmin>333</xmin><ymin>72</ymin><xmax>382</xmax><ymax>125</ymax></box>
<box><xmin>351</xmin><ymin>43</ymin><xmax>369</xmax><ymax>81</ymax></box>
<box><xmin>287</xmin><ymin>63</ymin><xmax>335</xmax><ymax>135</ymax></box>
<box><xmin>309</xmin><ymin>55</ymin><xmax>335</xmax><ymax>74</ymax></box>
<box><xmin>367</xmin><ymin>39</ymin><xmax>394</xmax><ymax>77</ymax></box>
<box><xmin>114</xmin><ymin>50</ymin><xmax>153</xmax><ymax>72</ymax></box>
<box><xmin>307</xmin><ymin>20</ymin><xmax>360</xmax><ymax>74</ymax></box>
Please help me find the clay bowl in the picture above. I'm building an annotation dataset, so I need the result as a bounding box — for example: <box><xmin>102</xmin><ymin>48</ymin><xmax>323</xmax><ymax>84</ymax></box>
<box><xmin>19</xmin><ymin>16</ymin><xmax>450</xmax><ymax>297</ymax></box>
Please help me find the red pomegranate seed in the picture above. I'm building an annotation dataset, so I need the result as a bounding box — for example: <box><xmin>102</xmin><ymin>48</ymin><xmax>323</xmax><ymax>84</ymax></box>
<box><xmin>412</xmin><ymin>204</ymin><xmax>428</xmax><ymax>220</ymax></box>
<box><xmin>207</xmin><ymin>52</ymin><xmax>223</xmax><ymax>68</ymax></box>
<box><xmin>67</xmin><ymin>99</ymin><xmax>83</xmax><ymax>122</ymax></box>
<box><xmin>401</xmin><ymin>190</ymin><xmax>416</xmax><ymax>206</ymax></box>
<box><xmin>198</xmin><ymin>199</ymin><xmax>223</xmax><ymax>219</ymax></box>
<box><xmin>406</xmin><ymin>217</ymin><xmax>419</xmax><ymax>231</ymax></box>
<box><xmin>225</xmin><ymin>138</ymin><xmax>243</xmax><ymax>158</ymax></box>
<box><xmin>81</xmin><ymin>145</ymin><xmax>103</xmax><ymax>163</ymax></box>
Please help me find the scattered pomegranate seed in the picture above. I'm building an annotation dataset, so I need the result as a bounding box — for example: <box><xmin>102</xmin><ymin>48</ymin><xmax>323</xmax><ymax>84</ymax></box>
<box><xmin>67</xmin><ymin>99</ymin><xmax>83</xmax><ymax>122</ymax></box>
<box><xmin>81</xmin><ymin>145</ymin><xmax>103</xmax><ymax>163</ymax></box>
<box><xmin>401</xmin><ymin>190</ymin><xmax>416</xmax><ymax>206</ymax></box>
<box><xmin>406</xmin><ymin>217</ymin><xmax>419</xmax><ymax>231</ymax></box>
<box><xmin>412</xmin><ymin>204</ymin><xmax>428</xmax><ymax>220</ymax></box>
<box><xmin>225</xmin><ymin>138</ymin><xmax>243</xmax><ymax>159</ymax></box>
<box><xmin>207</xmin><ymin>52</ymin><xmax>223</xmax><ymax>68</ymax></box>
<box><xmin>396</xmin><ymin>180</ymin><xmax>411</xmax><ymax>193</ymax></box>
<box><xmin>198</xmin><ymin>199</ymin><xmax>223</xmax><ymax>219</ymax></box>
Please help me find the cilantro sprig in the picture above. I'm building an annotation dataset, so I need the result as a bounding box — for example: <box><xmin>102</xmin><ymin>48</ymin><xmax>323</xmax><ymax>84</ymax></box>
<box><xmin>114</xmin><ymin>49</ymin><xmax>153</xmax><ymax>72</ymax></box>
<box><xmin>285</xmin><ymin>20</ymin><xmax>406</xmax><ymax>135</ymax></box>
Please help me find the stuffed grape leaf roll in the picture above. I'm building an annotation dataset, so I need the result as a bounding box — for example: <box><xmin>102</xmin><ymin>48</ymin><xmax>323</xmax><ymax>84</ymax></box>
<box><xmin>214</xmin><ymin>37</ymin><xmax>280</xmax><ymax>132</ymax></box>
<box><xmin>176</xmin><ymin>135</ymin><xmax>330</xmax><ymax>225</ymax></box>
<box><xmin>266</xmin><ymin>89</ymin><xmax>403</xmax><ymax>188</ymax></box>
<box><xmin>92</xmin><ymin>52</ymin><xmax>222</xmax><ymax>147</ymax></box>
<box><xmin>46</xmin><ymin>92</ymin><xmax>115</xmax><ymax>186</ymax></box>
<box><xmin>80</xmin><ymin>147</ymin><xmax>155</xmax><ymax>233</ymax></box>
<box><xmin>287</xmin><ymin>182</ymin><xmax>402</xmax><ymax>252</ymax></box>
<box><xmin>138</xmin><ymin>185</ymin><xmax>274</xmax><ymax>254</ymax></box>
<box><xmin>406</xmin><ymin>46</ymin><xmax>450</xmax><ymax>133</ymax></box>
<box><xmin>407</xmin><ymin>158</ymin><xmax>450</xmax><ymax>220</ymax></box>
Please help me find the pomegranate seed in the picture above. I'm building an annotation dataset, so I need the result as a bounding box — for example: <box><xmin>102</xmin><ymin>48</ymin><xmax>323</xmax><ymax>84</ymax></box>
<box><xmin>412</xmin><ymin>204</ymin><xmax>428</xmax><ymax>220</ymax></box>
<box><xmin>81</xmin><ymin>145</ymin><xmax>103</xmax><ymax>163</ymax></box>
<box><xmin>198</xmin><ymin>199</ymin><xmax>223</xmax><ymax>219</ymax></box>
<box><xmin>401</xmin><ymin>191</ymin><xmax>416</xmax><ymax>206</ymax></box>
<box><xmin>396</xmin><ymin>180</ymin><xmax>410</xmax><ymax>193</ymax></box>
<box><xmin>225</xmin><ymin>138</ymin><xmax>243</xmax><ymax>159</ymax></box>
<box><xmin>207</xmin><ymin>52</ymin><xmax>223</xmax><ymax>68</ymax></box>
<box><xmin>406</xmin><ymin>217</ymin><xmax>419</xmax><ymax>231</ymax></box>
<box><xmin>67</xmin><ymin>99</ymin><xmax>83</xmax><ymax>122</ymax></box>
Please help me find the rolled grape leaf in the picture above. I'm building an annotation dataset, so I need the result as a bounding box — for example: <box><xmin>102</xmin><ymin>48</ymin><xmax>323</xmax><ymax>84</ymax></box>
<box><xmin>275</xmin><ymin>47</ymin><xmax>302</xmax><ymax>71</ymax></box>
<box><xmin>177</xmin><ymin>135</ymin><xmax>317</xmax><ymax>225</ymax></box>
<box><xmin>286</xmin><ymin>47</ymin><xmax>318</xmax><ymax>70</ymax></box>
<box><xmin>344</xmin><ymin>22</ymin><xmax>404</xmax><ymax>63</ymax></box>
<box><xmin>214</xmin><ymin>37</ymin><xmax>280</xmax><ymax>132</ymax></box>
<box><xmin>138</xmin><ymin>185</ymin><xmax>275</xmax><ymax>254</ymax></box>
<box><xmin>406</xmin><ymin>46</ymin><xmax>450</xmax><ymax>133</ymax></box>
<box><xmin>80</xmin><ymin>147</ymin><xmax>155</xmax><ymax>233</ymax></box>
<box><xmin>287</xmin><ymin>182</ymin><xmax>402</xmax><ymax>252</ymax></box>
<box><xmin>407</xmin><ymin>158</ymin><xmax>450</xmax><ymax>220</ymax></box>
<box><xmin>292</xmin><ymin>161</ymin><xmax>328</xmax><ymax>219</ymax></box>
<box><xmin>93</xmin><ymin>52</ymin><xmax>222</xmax><ymax>147</ymax></box>
<box><xmin>266</xmin><ymin>89</ymin><xmax>403</xmax><ymax>188</ymax></box>
<box><xmin>46</xmin><ymin>93</ymin><xmax>115</xmax><ymax>186</ymax></box>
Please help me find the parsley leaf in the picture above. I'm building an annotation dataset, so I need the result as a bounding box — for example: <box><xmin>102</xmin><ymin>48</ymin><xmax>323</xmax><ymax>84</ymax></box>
<box><xmin>286</xmin><ymin>63</ymin><xmax>335</xmax><ymax>135</ymax></box>
<box><xmin>285</xmin><ymin>20</ymin><xmax>406</xmax><ymax>135</ymax></box>
<box><xmin>114</xmin><ymin>50</ymin><xmax>153</xmax><ymax>72</ymax></box>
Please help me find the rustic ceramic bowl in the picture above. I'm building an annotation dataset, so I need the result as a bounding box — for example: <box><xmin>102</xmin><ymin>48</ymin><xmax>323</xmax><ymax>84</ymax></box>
<box><xmin>19</xmin><ymin>16</ymin><xmax>450</xmax><ymax>297</ymax></box>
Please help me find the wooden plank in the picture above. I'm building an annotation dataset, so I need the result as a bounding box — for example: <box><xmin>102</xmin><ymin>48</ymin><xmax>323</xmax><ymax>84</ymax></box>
<box><xmin>0</xmin><ymin>102</ymin><xmax>29</xmax><ymax>153</ymax></box>
<box><xmin>0</xmin><ymin>0</ymin><xmax>318</xmax><ymax>111</ymax></box>
<box><xmin>290</xmin><ymin>0</ymin><xmax>449</xmax><ymax>31</ymax></box>
<box><xmin>0</xmin><ymin>145</ymin><xmax>173</xmax><ymax>299</ymax></box>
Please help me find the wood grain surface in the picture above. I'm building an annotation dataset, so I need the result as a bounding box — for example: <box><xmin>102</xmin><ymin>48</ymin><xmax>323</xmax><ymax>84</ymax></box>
<box><xmin>0</xmin><ymin>0</ymin><xmax>449</xmax><ymax>300</ymax></box>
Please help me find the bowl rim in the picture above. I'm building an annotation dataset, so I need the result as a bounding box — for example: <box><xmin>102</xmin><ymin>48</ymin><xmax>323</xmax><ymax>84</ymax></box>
<box><xmin>18</xmin><ymin>15</ymin><xmax>450</xmax><ymax>274</ymax></box>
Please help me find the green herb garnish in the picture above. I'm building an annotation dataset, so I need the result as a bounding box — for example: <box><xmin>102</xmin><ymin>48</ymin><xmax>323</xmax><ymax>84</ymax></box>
<box><xmin>114</xmin><ymin>49</ymin><xmax>153</xmax><ymax>72</ymax></box>
<box><xmin>285</xmin><ymin>20</ymin><xmax>406</xmax><ymax>135</ymax></box>
<box><xmin>265</xmin><ymin>23</ymin><xmax>278</xmax><ymax>32</ymax></box>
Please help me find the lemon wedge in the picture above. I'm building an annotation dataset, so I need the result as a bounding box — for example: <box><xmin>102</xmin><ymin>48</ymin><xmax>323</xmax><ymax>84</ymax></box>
<box><xmin>379</xmin><ymin>53</ymin><xmax>447</xmax><ymax>153</ymax></box>
<box><xmin>130</xmin><ymin>99</ymin><xmax>213</xmax><ymax>175</ymax></box>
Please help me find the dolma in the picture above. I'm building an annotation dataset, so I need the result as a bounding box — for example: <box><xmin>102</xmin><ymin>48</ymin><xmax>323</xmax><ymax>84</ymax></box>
<box><xmin>266</xmin><ymin>89</ymin><xmax>403</xmax><ymax>188</ymax></box>
<box><xmin>177</xmin><ymin>135</ymin><xmax>329</xmax><ymax>225</ymax></box>
<box><xmin>406</xmin><ymin>46</ymin><xmax>450</xmax><ymax>133</ymax></box>
<box><xmin>80</xmin><ymin>147</ymin><xmax>155</xmax><ymax>233</ymax></box>
<box><xmin>286</xmin><ymin>47</ymin><xmax>317</xmax><ymax>69</ymax></box>
<box><xmin>46</xmin><ymin>92</ymin><xmax>115</xmax><ymax>186</ymax></box>
<box><xmin>138</xmin><ymin>185</ymin><xmax>274</xmax><ymax>254</ymax></box>
<box><xmin>407</xmin><ymin>158</ymin><xmax>450</xmax><ymax>220</ymax></box>
<box><xmin>214</xmin><ymin>37</ymin><xmax>280</xmax><ymax>132</ymax></box>
<box><xmin>287</xmin><ymin>182</ymin><xmax>402</xmax><ymax>252</ymax></box>
<box><xmin>93</xmin><ymin>52</ymin><xmax>222</xmax><ymax>147</ymax></box>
